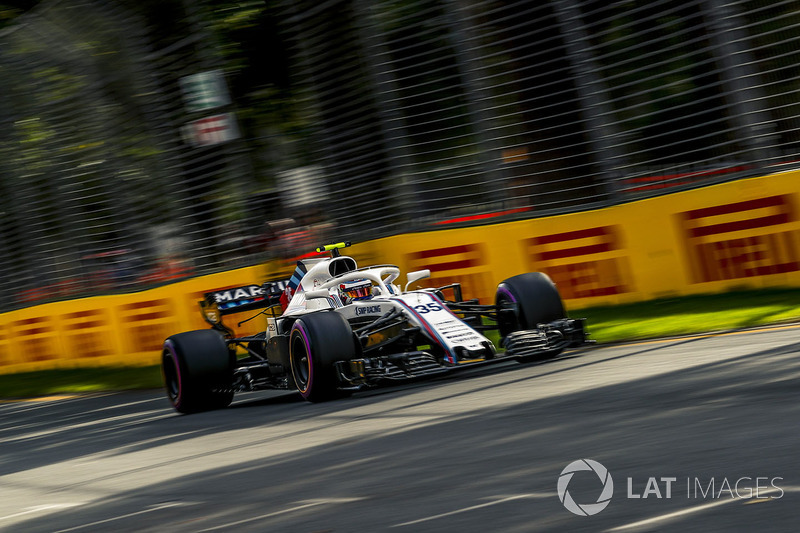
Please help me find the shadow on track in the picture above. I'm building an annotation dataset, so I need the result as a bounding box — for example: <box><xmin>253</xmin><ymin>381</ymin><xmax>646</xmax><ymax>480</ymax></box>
<box><xmin>15</xmin><ymin>332</ymin><xmax>800</xmax><ymax>533</ymax></box>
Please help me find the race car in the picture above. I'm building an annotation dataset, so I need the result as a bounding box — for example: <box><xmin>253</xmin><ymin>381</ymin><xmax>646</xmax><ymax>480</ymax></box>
<box><xmin>162</xmin><ymin>242</ymin><xmax>590</xmax><ymax>413</ymax></box>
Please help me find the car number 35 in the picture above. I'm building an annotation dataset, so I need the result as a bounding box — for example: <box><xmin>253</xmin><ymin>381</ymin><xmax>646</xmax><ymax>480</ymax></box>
<box><xmin>414</xmin><ymin>302</ymin><xmax>443</xmax><ymax>314</ymax></box>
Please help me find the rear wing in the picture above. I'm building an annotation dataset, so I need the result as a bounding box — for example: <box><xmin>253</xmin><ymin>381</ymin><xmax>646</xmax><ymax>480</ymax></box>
<box><xmin>200</xmin><ymin>281</ymin><xmax>288</xmax><ymax>327</ymax></box>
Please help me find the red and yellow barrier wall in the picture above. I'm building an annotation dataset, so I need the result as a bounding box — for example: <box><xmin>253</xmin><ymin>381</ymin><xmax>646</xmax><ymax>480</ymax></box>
<box><xmin>1</xmin><ymin>170</ymin><xmax>799</xmax><ymax>374</ymax></box>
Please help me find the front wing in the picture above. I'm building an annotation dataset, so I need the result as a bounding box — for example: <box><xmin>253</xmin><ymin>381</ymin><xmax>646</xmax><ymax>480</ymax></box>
<box><xmin>333</xmin><ymin>313</ymin><xmax>590</xmax><ymax>387</ymax></box>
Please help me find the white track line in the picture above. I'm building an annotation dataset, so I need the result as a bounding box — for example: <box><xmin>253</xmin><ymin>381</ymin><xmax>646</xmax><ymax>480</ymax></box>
<box><xmin>392</xmin><ymin>493</ymin><xmax>553</xmax><ymax>527</ymax></box>
<box><xmin>2</xmin><ymin>410</ymin><xmax>171</xmax><ymax>443</ymax></box>
<box><xmin>53</xmin><ymin>502</ymin><xmax>193</xmax><ymax>533</ymax></box>
<box><xmin>607</xmin><ymin>498</ymin><xmax>738</xmax><ymax>532</ymax></box>
<box><xmin>0</xmin><ymin>503</ymin><xmax>84</xmax><ymax>523</ymax></box>
<box><xmin>197</xmin><ymin>498</ymin><xmax>364</xmax><ymax>532</ymax></box>
<box><xmin>606</xmin><ymin>487</ymin><xmax>796</xmax><ymax>532</ymax></box>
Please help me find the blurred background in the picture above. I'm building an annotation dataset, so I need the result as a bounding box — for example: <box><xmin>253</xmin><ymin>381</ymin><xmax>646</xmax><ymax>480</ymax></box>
<box><xmin>0</xmin><ymin>0</ymin><xmax>799</xmax><ymax>312</ymax></box>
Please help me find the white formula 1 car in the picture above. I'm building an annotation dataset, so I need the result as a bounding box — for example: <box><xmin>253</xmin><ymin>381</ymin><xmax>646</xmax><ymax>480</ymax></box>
<box><xmin>162</xmin><ymin>242</ymin><xmax>590</xmax><ymax>413</ymax></box>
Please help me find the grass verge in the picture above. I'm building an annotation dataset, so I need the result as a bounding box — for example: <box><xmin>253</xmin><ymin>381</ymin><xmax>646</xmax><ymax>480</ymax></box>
<box><xmin>1</xmin><ymin>287</ymin><xmax>799</xmax><ymax>399</ymax></box>
<box><xmin>0</xmin><ymin>365</ymin><xmax>163</xmax><ymax>400</ymax></box>
<box><xmin>579</xmin><ymin>287</ymin><xmax>800</xmax><ymax>343</ymax></box>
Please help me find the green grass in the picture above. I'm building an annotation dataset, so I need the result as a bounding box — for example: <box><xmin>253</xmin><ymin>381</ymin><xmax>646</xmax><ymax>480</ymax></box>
<box><xmin>0</xmin><ymin>365</ymin><xmax>163</xmax><ymax>400</ymax></box>
<box><xmin>2</xmin><ymin>287</ymin><xmax>800</xmax><ymax>399</ymax></box>
<box><xmin>578</xmin><ymin>287</ymin><xmax>800</xmax><ymax>344</ymax></box>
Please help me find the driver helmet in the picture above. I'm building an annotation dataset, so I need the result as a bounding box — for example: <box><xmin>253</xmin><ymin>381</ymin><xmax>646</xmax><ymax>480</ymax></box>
<box><xmin>339</xmin><ymin>279</ymin><xmax>372</xmax><ymax>304</ymax></box>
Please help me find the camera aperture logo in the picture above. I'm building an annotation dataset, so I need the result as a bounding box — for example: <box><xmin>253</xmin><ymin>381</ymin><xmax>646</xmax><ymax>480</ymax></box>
<box><xmin>557</xmin><ymin>459</ymin><xmax>614</xmax><ymax>516</ymax></box>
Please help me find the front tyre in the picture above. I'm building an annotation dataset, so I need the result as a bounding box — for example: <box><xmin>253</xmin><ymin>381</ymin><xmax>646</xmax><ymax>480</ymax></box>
<box><xmin>496</xmin><ymin>272</ymin><xmax>567</xmax><ymax>361</ymax></box>
<box><xmin>290</xmin><ymin>311</ymin><xmax>356</xmax><ymax>402</ymax></box>
<box><xmin>162</xmin><ymin>330</ymin><xmax>234</xmax><ymax>414</ymax></box>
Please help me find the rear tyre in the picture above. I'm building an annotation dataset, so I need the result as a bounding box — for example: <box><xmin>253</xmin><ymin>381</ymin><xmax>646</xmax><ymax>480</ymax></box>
<box><xmin>162</xmin><ymin>330</ymin><xmax>234</xmax><ymax>414</ymax></box>
<box><xmin>495</xmin><ymin>272</ymin><xmax>567</xmax><ymax>361</ymax></box>
<box><xmin>289</xmin><ymin>311</ymin><xmax>356</xmax><ymax>402</ymax></box>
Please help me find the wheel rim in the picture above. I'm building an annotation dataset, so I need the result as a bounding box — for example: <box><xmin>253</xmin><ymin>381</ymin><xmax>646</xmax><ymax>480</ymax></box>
<box><xmin>496</xmin><ymin>287</ymin><xmax>520</xmax><ymax>338</ymax></box>
<box><xmin>291</xmin><ymin>330</ymin><xmax>311</xmax><ymax>392</ymax></box>
<box><xmin>162</xmin><ymin>350</ymin><xmax>180</xmax><ymax>403</ymax></box>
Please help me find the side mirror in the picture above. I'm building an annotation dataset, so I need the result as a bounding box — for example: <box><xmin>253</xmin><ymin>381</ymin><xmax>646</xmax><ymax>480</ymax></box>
<box><xmin>404</xmin><ymin>269</ymin><xmax>431</xmax><ymax>292</ymax></box>
<box><xmin>200</xmin><ymin>300</ymin><xmax>221</xmax><ymax>325</ymax></box>
<box><xmin>304</xmin><ymin>288</ymin><xmax>329</xmax><ymax>300</ymax></box>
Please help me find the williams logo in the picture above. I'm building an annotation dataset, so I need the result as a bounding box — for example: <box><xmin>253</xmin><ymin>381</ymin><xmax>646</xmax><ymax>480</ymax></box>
<box><xmin>557</xmin><ymin>459</ymin><xmax>614</xmax><ymax>516</ymax></box>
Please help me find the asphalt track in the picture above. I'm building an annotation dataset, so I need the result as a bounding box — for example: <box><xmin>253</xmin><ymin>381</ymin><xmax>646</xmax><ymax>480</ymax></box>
<box><xmin>2</xmin><ymin>325</ymin><xmax>800</xmax><ymax>532</ymax></box>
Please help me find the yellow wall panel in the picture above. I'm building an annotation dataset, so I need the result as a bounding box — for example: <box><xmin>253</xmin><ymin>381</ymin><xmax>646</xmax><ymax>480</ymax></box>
<box><xmin>2</xmin><ymin>171</ymin><xmax>799</xmax><ymax>374</ymax></box>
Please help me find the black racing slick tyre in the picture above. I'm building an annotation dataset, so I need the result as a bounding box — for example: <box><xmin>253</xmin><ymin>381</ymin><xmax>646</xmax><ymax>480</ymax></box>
<box><xmin>289</xmin><ymin>311</ymin><xmax>356</xmax><ymax>402</ymax></box>
<box><xmin>495</xmin><ymin>272</ymin><xmax>567</xmax><ymax>361</ymax></box>
<box><xmin>162</xmin><ymin>330</ymin><xmax>235</xmax><ymax>414</ymax></box>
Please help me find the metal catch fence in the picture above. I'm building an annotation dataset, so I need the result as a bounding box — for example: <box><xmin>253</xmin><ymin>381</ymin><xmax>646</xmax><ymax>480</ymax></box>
<box><xmin>1</xmin><ymin>0</ymin><xmax>799</xmax><ymax>311</ymax></box>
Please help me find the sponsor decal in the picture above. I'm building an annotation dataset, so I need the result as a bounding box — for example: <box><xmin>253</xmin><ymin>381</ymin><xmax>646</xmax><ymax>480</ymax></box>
<box><xmin>408</xmin><ymin>244</ymin><xmax>485</xmax><ymax>273</ymax></box>
<box><xmin>678</xmin><ymin>194</ymin><xmax>800</xmax><ymax>283</ymax></box>
<box><xmin>214</xmin><ymin>285</ymin><xmax>264</xmax><ymax>303</ymax></box>
<box><xmin>395</xmin><ymin>293</ymin><xmax>486</xmax><ymax>354</ymax></box>
<box><xmin>406</xmin><ymin>244</ymin><xmax>491</xmax><ymax>304</ymax></box>
<box><xmin>356</xmin><ymin>305</ymin><xmax>382</xmax><ymax>316</ymax></box>
<box><xmin>182</xmin><ymin>113</ymin><xmax>239</xmax><ymax>147</ymax></box>
<box><xmin>524</xmin><ymin>225</ymin><xmax>632</xmax><ymax>299</ymax></box>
